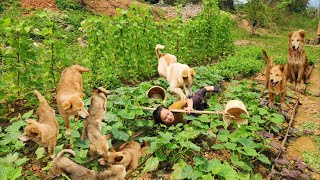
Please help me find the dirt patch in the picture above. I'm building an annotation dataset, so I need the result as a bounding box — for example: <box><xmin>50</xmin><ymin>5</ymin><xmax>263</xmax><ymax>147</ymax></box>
<box><xmin>21</xmin><ymin>0</ymin><xmax>58</xmax><ymax>11</ymax></box>
<box><xmin>306</xmin><ymin>63</ymin><xmax>320</xmax><ymax>97</ymax></box>
<box><xmin>156</xmin><ymin>3</ymin><xmax>203</xmax><ymax>21</ymax></box>
<box><xmin>84</xmin><ymin>0</ymin><xmax>145</xmax><ymax>16</ymax></box>
<box><xmin>234</xmin><ymin>40</ymin><xmax>255</xmax><ymax>46</ymax></box>
<box><xmin>287</xmin><ymin>137</ymin><xmax>316</xmax><ymax>158</ymax></box>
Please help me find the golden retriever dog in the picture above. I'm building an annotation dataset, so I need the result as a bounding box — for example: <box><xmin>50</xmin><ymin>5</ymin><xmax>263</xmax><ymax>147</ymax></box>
<box><xmin>51</xmin><ymin>149</ymin><xmax>126</xmax><ymax>180</ymax></box>
<box><xmin>99</xmin><ymin>141</ymin><xmax>141</xmax><ymax>171</ymax></box>
<box><xmin>56</xmin><ymin>65</ymin><xmax>90</xmax><ymax>136</ymax></box>
<box><xmin>263</xmin><ymin>50</ymin><xmax>287</xmax><ymax>110</ymax></box>
<box><xmin>155</xmin><ymin>44</ymin><xmax>177</xmax><ymax>78</ymax></box>
<box><xmin>166</xmin><ymin>62</ymin><xmax>196</xmax><ymax>100</ymax></box>
<box><xmin>19</xmin><ymin>90</ymin><xmax>59</xmax><ymax>159</ymax></box>
<box><xmin>287</xmin><ymin>30</ymin><xmax>308</xmax><ymax>93</ymax></box>
<box><xmin>81</xmin><ymin>87</ymin><xmax>112</xmax><ymax>158</ymax></box>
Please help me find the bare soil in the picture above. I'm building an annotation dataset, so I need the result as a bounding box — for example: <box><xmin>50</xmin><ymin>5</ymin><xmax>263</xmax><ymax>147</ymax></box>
<box><xmin>21</xmin><ymin>0</ymin><xmax>58</xmax><ymax>11</ymax></box>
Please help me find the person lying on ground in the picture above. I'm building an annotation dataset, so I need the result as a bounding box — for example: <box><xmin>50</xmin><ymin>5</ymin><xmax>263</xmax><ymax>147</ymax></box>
<box><xmin>152</xmin><ymin>86</ymin><xmax>221</xmax><ymax>126</ymax></box>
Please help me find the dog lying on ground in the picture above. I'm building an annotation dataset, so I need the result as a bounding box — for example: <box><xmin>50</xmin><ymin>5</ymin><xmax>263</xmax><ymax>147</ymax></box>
<box><xmin>155</xmin><ymin>44</ymin><xmax>177</xmax><ymax>78</ymax></box>
<box><xmin>81</xmin><ymin>87</ymin><xmax>112</xmax><ymax>158</ymax></box>
<box><xmin>99</xmin><ymin>141</ymin><xmax>141</xmax><ymax>171</ymax></box>
<box><xmin>50</xmin><ymin>149</ymin><xmax>126</xmax><ymax>180</ymax></box>
<box><xmin>56</xmin><ymin>65</ymin><xmax>90</xmax><ymax>136</ymax></box>
<box><xmin>262</xmin><ymin>50</ymin><xmax>287</xmax><ymax>110</ymax></box>
<box><xmin>19</xmin><ymin>90</ymin><xmax>59</xmax><ymax>159</ymax></box>
<box><xmin>287</xmin><ymin>30</ymin><xmax>309</xmax><ymax>93</ymax></box>
<box><xmin>166</xmin><ymin>62</ymin><xmax>195</xmax><ymax>100</ymax></box>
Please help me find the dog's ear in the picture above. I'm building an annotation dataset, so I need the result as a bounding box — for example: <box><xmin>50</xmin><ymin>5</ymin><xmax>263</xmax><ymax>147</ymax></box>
<box><xmin>288</xmin><ymin>32</ymin><xmax>293</xmax><ymax>38</ymax></box>
<box><xmin>79</xmin><ymin>93</ymin><xmax>86</xmax><ymax>98</ymax></box>
<box><xmin>115</xmin><ymin>155</ymin><xmax>123</xmax><ymax>162</ymax></box>
<box><xmin>182</xmin><ymin>69</ymin><xmax>188</xmax><ymax>78</ymax></box>
<box><xmin>298</xmin><ymin>30</ymin><xmax>306</xmax><ymax>38</ymax></box>
<box><xmin>62</xmin><ymin>101</ymin><xmax>72</xmax><ymax>111</ymax></box>
<box><xmin>30</xmin><ymin>127</ymin><xmax>41</xmax><ymax>139</ymax></box>
<box><xmin>190</xmin><ymin>68</ymin><xmax>195</xmax><ymax>77</ymax></box>
<box><xmin>280</xmin><ymin>64</ymin><xmax>288</xmax><ymax>74</ymax></box>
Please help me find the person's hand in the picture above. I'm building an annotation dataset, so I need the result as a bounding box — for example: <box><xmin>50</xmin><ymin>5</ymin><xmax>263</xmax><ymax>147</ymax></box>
<box><xmin>184</xmin><ymin>106</ymin><xmax>194</xmax><ymax>114</ymax></box>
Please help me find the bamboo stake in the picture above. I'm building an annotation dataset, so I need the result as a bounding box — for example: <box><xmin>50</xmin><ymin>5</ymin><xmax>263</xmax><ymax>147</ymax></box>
<box><xmin>141</xmin><ymin>106</ymin><xmax>226</xmax><ymax>115</ymax></box>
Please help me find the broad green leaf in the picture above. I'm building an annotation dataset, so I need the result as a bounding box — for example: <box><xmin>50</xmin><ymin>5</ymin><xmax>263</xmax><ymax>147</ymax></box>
<box><xmin>15</xmin><ymin>157</ymin><xmax>29</xmax><ymax>166</ymax></box>
<box><xmin>231</xmin><ymin>155</ymin><xmax>252</xmax><ymax>171</ymax></box>
<box><xmin>202</xmin><ymin>174</ymin><xmax>214</xmax><ymax>180</ymax></box>
<box><xmin>211</xmin><ymin>144</ymin><xmax>224</xmax><ymax>150</ymax></box>
<box><xmin>155</xmin><ymin>150</ymin><xmax>166</xmax><ymax>161</ymax></box>
<box><xmin>257</xmin><ymin>154</ymin><xmax>271</xmax><ymax>164</ymax></box>
<box><xmin>22</xmin><ymin>110</ymin><xmax>34</xmax><ymax>119</ymax></box>
<box><xmin>7</xmin><ymin>166</ymin><xmax>22</xmax><ymax>180</ymax></box>
<box><xmin>35</xmin><ymin>147</ymin><xmax>45</xmax><ymax>160</ymax></box>
<box><xmin>224</xmin><ymin>142</ymin><xmax>237</xmax><ymax>150</ymax></box>
<box><xmin>142</xmin><ymin>157</ymin><xmax>159</xmax><ymax>173</ymax></box>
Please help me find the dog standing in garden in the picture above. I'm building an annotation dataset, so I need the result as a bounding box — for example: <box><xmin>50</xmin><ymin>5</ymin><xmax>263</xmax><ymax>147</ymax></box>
<box><xmin>50</xmin><ymin>149</ymin><xmax>126</xmax><ymax>180</ymax></box>
<box><xmin>262</xmin><ymin>50</ymin><xmax>287</xmax><ymax>110</ymax></box>
<box><xmin>81</xmin><ymin>87</ymin><xmax>112</xmax><ymax>159</ymax></box>
<box><xmin>166</xmin><ymin>62</ymin><xmax>196</xmax><ymax>100</ymax></box>
<box><xmin>155</xmin><ymin>44</ymin><xmax>178</xmax><ymax>78</ymax></box>
<box><xmin>287</xmin><ymin>30</ymin><xmax>309</xmax><ymax>93</ymax></box>
<box><xmin>99</xmin><ymin>141</ymin><xmax>141</xmax><ymax>171</ymax></box>
<box><xmin>19</xmin><ymin>90</ymin><xmax>59</xmax><ymax>159</ymax></box>
<box><xmin>56</xmin><ymin>65</ymin><xmax>90</xmax><ymax>136</ymax></box>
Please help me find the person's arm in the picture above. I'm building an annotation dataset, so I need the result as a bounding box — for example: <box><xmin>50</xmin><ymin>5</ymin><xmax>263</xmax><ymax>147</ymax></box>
<box><xmin>185</xmin><ymin>98</ymin><xmax>193</xmax><ymax>114</ymax></box>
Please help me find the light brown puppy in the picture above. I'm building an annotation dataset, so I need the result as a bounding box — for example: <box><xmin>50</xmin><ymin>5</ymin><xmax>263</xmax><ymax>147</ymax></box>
<box><xmin>155</xmin><ymin>44</ymin><xmax>177</xmax><ymax>78</ymax></box>
<box><xmin>81</xmin><ymin>87</ymin><xmax>112</xmax><ymax>158</ymax></box>
<box><xmin>51</xmin><ymin>149</ymin><xmax>126</xmax><ymax>180</ymax></box>
<box><xmin>287</xmin><ymin>30</ymin><xmax>309</xmax><ymax>93</ymax></box>
<box><xmin>19</xmin><ymin>90</ymin><xmax>59</xmax><ymax>159</ymax></box>
<box><xmin>166</xmin><ymin>62</ymin><xmax>196</xmax><ymax>100</ymax></box>
<box><xmin>99</xmin><ymin>141</ymin><xmax>141</xmax><ymax>171</ymax></box>
<box><xmin>56</xmin><ymin>65</ymin><xmax>90</xmax><ymax>136</ymax></box>
<box><xmin>263</xmin><ymin>50</ymin><xmax>287</xmax><ymax>110</ymax></box>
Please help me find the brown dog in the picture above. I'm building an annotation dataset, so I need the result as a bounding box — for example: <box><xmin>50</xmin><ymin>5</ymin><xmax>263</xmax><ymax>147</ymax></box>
<box><xmin>263</xmin><ymin>50</ymin><xmax>287</xmax><ymax>110</ymax></box>
<box><xmin>99</xmin><ymin>141</ymin><xmax>141</xmax><ymax>171</ymax></box>
<box><xmin>51</xmin><ymin>149</ymin><xmax>126</xmax><ymax>180</ymax></box>
<box><xmin>287</xmin><ymin>30</ymin><xmax>309</xmax><ymax>93</ymax></box>
<box><xmin>81</xmin><ymin>87</ymin><xmax>111</xmax><ymax>158</ymax></box>
<box><xmin>155</xmin><ymin>44</ymin><xmax>177</xmax><ymax>78</ymax></box>
<box><xmin>56</xmin><ymin>65</ymin><xmax>90</xmax><ymax>136</ymax></box>
<box><xmin>166</xmin><ymin>62</ymin><xmax>196</xmax><ymax>100</ymax></box>
<box><xmin>19</xmin><ymin>90</ymin><xmax>59</xmax><ymax>159</ymax></box>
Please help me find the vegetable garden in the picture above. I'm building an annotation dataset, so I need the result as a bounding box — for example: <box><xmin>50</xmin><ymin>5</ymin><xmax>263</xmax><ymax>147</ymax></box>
<box><xmin>0</xmin><ymin>0</ymin><xmax>319</xmax><ymax>179</ymax></box>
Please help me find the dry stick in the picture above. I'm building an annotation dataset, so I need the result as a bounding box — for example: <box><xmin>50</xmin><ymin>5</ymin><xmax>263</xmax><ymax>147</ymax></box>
<box><xmin>267</xmin><ymin>98</ymin><xmax>300</xmax><ymax>180</ymax></box>
<box><xmin>125</xmin><ymin>152</ymin><xmax>156</xmax><ymax>179</ymax></box>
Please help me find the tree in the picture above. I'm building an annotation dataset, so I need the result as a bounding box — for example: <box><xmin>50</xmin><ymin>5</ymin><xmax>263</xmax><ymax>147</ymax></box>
<box><xmin>218</xmin><ymin>0</ymin><xmax>235</xmax><ymax>12</ymax></box>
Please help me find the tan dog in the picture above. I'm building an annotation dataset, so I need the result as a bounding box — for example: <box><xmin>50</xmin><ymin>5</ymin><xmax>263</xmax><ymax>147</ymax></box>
<box><xmin>155</xmin><ymin>44</ymin><xmax>177</xmax><ymax>78</ymax></box>
<box><xmin>166</xmin><ymin>62</ymin><xmax>196</xmax><ymax>100</ymax></box>
<box><xmin>287</xmin><ymin>30</ymin><xmax>308</xmax><ymax>93</ymax></box>
<box><xmin>51</xmin><ymin>149</ymin><xmax>126</xmax><ymax>180</ymax></box>
<box><xmin>263</xmin><ymin>50</ymin><xmax>287</xmax><ymax>109</ymax></box>
<box><xmin>19</xmin><ymin>90</ymin><xmax>59</xmax><ymax>159</ymax></box>
<box><xmin>99</xmin><ymin>141</ymin><xmax>141</xmax><ymax>171</ymax></box>
<box><xmin>56</xmin><ymin>65</ymin><xmax>90</xmax><ymax>136</ymax></box>
<box><xmin>81</xmin><ymin>87</ymin><xmax>112</xmax><ymax>158</ymax></box>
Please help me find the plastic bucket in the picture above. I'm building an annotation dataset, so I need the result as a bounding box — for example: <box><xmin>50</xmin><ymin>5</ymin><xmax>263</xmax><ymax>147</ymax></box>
<box><xmin>223</xmin><ymin>100</ymin><xmax>249</xmax><ymax>126</ymax></box>
<box><xmin>146</xmin><ymin>86</ymin><xmax>167</xmax><ymax>103</ymax></box>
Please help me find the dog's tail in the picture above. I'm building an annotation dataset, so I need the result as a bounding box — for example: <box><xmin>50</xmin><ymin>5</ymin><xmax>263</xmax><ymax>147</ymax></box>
<box><xmin>55</xmin><ymin>149</ymin><xmax>76</xmax><ymax>160</ymax></box>
<box><xmin>262</xmin><ymin>49</ymin><xmax>273</xmax><ymax>65</ymax></box>
<box><xmin>71</xmin><ymin>65</ymin><xmax>91</xmax><ymax>73</ymax></box>
<box><xmin>34</xmin><ymin>90</ymin><xmax>48</xmax><ymax>105</ymax></box>
<box><xmin>97</xmin><ymin>87</ymin><xmax>111</xmax><ymax>96</ymax></box>
<box><xmin>155</xmin><ymin>44</ymin><xmax>165</xmax><ymax>59</ymax></box>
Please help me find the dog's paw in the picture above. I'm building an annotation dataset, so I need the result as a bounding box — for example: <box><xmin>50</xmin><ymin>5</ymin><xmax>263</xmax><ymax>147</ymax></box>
<box><xmin>180</xmin><ymin>94</ymin><xmax>187</xmax><ymax>100</ymax></box>
<box><xmin>268</xmin><ymin>102</ymin><xmax>274</xmax><ymax>109</ymax></box>
<box><xmin>66</xmin><ymin>129</ymin><xmax>71</xmax><ymax>136</ymax></box>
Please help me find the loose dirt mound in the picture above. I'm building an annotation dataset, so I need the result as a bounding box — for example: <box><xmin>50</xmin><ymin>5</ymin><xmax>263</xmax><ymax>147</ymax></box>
<box><xmin>84</xmin><ymin>0</ymin><xmax>144</xmax><ymax>16</ymax></box>
<box><xmin>21</xmin><ymin>0</ymin><xmax>58</xmax><ymax>11</ymax></box>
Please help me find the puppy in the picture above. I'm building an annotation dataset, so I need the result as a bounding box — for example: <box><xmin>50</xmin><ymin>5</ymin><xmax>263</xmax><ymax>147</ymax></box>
<box><xmin>166</xmin><ymin>62</ymin><xmax>196</xmax><ymax>100</ymax></box>
<box><xmin>287</xmin><ymin>30</ymin><xmax>308</xmax><ymax>93</ymax></box>
<box><xmin>19</xmin><ymin>90</ymin><xmax>59</xmax><ymax>159</ymax></box>
<box><xmin>99</xmin><ymin>141</ymin><xmax>141</xmax><ymax>171</ymax></box>
<box><xmin>56</xmin><ymin>65</ymin><xmax>90</xmax><ymax>136</ymax></box>
<box><xmin>263</xmin><ymin>50</ymin><xmax>287</xmax><ymax>109</ymax></box>
<box><xmin>51</xmin><ymin>149</ymin><xmax>126</xmax><ymax>180</ymax></box>
<box><xmin>155</xmin><ymin>44</ymin><xmax>177</xmax><ymax>78</ymax></box>
<box><xmin>81</xmin><ymin>87</ymin><xmax>112</xmax><ymax>158</ymax></box>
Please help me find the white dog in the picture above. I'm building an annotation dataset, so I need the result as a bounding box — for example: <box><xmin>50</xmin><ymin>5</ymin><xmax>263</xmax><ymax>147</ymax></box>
<box><xmin>155</xmin><ymin>44</ymin><xmax>177</xmax><ymax>78</ymax></box>
<box><xmin>166</xmin><ymin>63</ymin><xmax>195</xmax><ymax>100</ymax></box>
